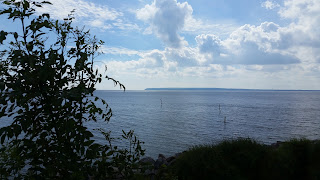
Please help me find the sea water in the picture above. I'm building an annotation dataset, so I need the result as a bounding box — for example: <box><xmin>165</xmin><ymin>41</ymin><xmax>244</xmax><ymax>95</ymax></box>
<box><xmin>85</xmin><ymin>90</ymin><xmax>320</xmax><ymax>158</ymax></box>
<box><xmin>1</xmin><ymin>90</ymin><xmax>320</xmax><ymax>158</ymax></box>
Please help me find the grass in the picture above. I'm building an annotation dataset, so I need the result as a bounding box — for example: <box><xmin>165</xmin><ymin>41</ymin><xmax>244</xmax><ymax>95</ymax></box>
<box><xmin>2</xmin><ymin>138</ymin><xmax>320</xmax><ymax>179</ymax></box>
<box><xmin>167</xmin><ymin>138</ymin><xmax>320</xmax><ymax>180</ymax></box>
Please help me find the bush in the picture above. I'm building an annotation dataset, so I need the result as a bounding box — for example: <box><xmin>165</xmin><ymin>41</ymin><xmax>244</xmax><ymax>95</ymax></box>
<box><xmin>171</xmin><ymin>138</ymin><xmax>320</xmax><ymax>180</ymax></box>
<box><xmin>172</xmin><ymin>139</ymin><xmax>267</xmax><ymax>180</ymax></box>
<box><xmin>0</xmin><ymin>0</ymin><xmax>144</xmax><ymax>179</ymax></box>
<box><xmin>267</xmin><ymin>139</ymin><xmax>320</xmax><ymax>179</ymax></box>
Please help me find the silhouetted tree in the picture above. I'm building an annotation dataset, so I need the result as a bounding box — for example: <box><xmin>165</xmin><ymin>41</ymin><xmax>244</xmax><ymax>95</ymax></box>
<box><xmin>0</xmin><ymin>0</ymin><xmax>143</xmax><ymax>179</ymax></box>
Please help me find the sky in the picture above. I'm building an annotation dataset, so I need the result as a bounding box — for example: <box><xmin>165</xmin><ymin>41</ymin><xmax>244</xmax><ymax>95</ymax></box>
<box><xmin>1</xmin><ymin>0</ymin><xmax>320</xmax><ymax>90</ymax></box>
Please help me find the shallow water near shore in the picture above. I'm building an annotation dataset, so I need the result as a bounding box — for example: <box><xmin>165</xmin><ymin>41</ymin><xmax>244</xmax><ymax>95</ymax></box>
<box><xmin>84</xmin><ymin>90</ymin><xmax>320</xmax><ymax>158</ymax></box>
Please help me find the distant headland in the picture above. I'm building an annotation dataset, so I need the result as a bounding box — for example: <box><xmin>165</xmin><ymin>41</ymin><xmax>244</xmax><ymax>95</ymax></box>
<box><xmin>144</xmin><ymin>88</ymin><xmax>320</xmax><ymax>91</ymax></box>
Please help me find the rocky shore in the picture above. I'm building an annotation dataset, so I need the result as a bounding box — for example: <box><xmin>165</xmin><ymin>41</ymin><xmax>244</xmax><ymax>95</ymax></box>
<box><xmin>138</xmin><ymin>152</ymin><xmax>183</xmax><ymax>178</ymax></box>
<box><xmin>137</xmin><ymin>140</ymin><xmax>307</xmax><ymax>178</ymax></box>
<box><xmin>101</xmin><ymin>139</ymin><xmax>320</xmax><ymax>179</ymax></box>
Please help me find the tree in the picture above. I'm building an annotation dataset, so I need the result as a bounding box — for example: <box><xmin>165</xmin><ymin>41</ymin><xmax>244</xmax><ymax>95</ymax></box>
<box><xmin>0</xmin><ymin>0</ymin><xmax>144</xmax><ymax>179</ymax></box>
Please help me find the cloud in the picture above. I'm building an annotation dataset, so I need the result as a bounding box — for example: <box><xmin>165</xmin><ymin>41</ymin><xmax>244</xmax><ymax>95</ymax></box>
<box><xmin>279</xmin><ymin>0</ymin><xmax>320</xmax><ymax>19</ymax></box>
<box><xmin>97</xmin><ymin>0</ymin><xmax>320</xmax><ymax>90</ymax></box>
<box><xmin>196</xmin><ymin>34</ymin><xmax>222</xmax><ymax>57</ymax></box>
<box><xmin>101</xmin><ymin>46</ymin><xmax>142</xmax><ymax>56</ymax></box>
<box><xmin>261</xmin><ymin>1</ymin><xmax>280</xmax><ymax>9</ymax></box>
<box><xmin>136</xmin><ymin>0</ymin><xmax>192</xmax><ymax>48</ymax></box>
<box><xmin>194</xmin><ymin>22</ymin><xmax>299</xmax><ymax>65</ymax></box>
<box><xmin>220</xmin><ymin>22</ymin><xmax>301</xmax><ymax>65</ymax></box>
<box><xmin>193</xmin><ymin>0</ymin><xmax>320</xmax><ymax>66</ymax></box>
<box><xmin>135</xmin><ymin>0</ymin><xmax>304</xmax><ymax>65</ymax></box>
<box><xmin>183</xmin><ymin>18</ymin><xmax>237</xmax><ymax>37</ymax></box>
<box><xmin>38</xmin><ymin>0</ymin><xmax>121</xmax><ymax>20</ymax></box>
<box><xmin>117</xmin><ymin>0</ymin><xmax>320</xmax><ymax>66</ymax></box>
<box><xmin>36</xmin><ymin>0</ymin><xmax>139</xmax><ymax>31</ymax></box>
<box><xmin>277</xmin><ymin>0</ymin><xmax>320</xmax><ymax>48</ymax></box>
<box><xmin>136</xmin><ymin>0</ymin><xmax>238</xmax><ymax>46</ymax></box>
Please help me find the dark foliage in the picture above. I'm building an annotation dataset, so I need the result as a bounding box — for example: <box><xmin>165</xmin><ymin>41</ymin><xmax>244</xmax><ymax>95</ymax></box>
<box><xmin>0</xmin><ymin>0</ymin><xmax>144</xmax><ymax>179</ymax></box>
<box><xmin>170</xmin><ymin>139</ymin><xmax>320</xmax><ymax>180</ymax></box>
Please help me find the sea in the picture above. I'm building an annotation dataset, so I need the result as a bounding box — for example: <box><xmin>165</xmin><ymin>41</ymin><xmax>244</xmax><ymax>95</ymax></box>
<box><xmin>85</xmin><ymin>89</ymin><xmax>320</xmax><ymax>158</ymax></box>
<box><xmin>1</xmin><ymin>89</ymin><xmax>320</xmax><ymax>159</ymax></box>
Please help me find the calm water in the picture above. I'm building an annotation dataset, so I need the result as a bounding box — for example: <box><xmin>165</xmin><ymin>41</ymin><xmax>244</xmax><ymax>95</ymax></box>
<box><xmin>1</xmin><ymin>90</ymin><xmax>320</xmax><ymax>158</ymax></box>
<box><xmin>85</xmin><ymin>90</ymin><xmax>320</xmax><ymax>158</ymax></box>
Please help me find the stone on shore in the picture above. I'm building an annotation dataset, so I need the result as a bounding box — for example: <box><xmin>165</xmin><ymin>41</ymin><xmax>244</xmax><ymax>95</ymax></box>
<box><xmin>139</xmin><ymin>157</ymin><xmax>156</xmax><ymax>165</ymax></box>
<box><xmin>154</xmin><ymin>154</ymin><xmax>168</xmax><ymax>169</ymax></box>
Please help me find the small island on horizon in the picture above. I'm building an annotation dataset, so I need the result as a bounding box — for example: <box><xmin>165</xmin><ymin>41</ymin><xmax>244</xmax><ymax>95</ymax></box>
<box><xmin>145</xmin><ymin>88</ymin><xmax>320</xmax><ymax>91</ymax></box>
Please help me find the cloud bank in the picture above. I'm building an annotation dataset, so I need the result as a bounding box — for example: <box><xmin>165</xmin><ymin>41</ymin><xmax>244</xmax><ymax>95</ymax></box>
<box><xmin>97</xmin><ymin>0</ymin><xmax>320</xmax><ymax>89</ymax></box>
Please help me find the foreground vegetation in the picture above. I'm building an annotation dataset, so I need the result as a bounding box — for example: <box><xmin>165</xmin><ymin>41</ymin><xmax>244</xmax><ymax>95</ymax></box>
<box><xmin>163</xmin><ymin>138</ymin><xmax>320</xmax><ymax>180</ymax></box>
<box><xmin>2</xmin><ymin>138</ymin><xmax>320</xmax><ymax>179</ymax></box>
<box><xmin>0</xmin><ymin>0</ymin><xmax>144</xmax><ymax>179</ymax></box>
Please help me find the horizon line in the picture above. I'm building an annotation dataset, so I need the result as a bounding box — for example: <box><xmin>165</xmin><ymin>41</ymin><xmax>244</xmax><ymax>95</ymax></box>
<box><xmin>143</xmin><ymin>87</ymin><xmax>320</xmax><ymax>91</ymax></box>
<box><xmin>95</xmin><ymin>88</ymin><xmax>320</xmax><ymax>91</ymax></box>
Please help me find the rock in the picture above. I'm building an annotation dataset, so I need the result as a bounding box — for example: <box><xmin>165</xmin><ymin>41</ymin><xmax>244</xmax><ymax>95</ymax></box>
<box><xmin>166</xmin><ymin>156</ymin><xmax>176</xmax><ymax>166</ymax></box>
<box><xmin>166</xmin><ymin>156</ymin><xmax>175</xmax><ymax>163</ymax></box>
<box><xmin>158</xmin><ymin>154</ymin><xmax>166</xmax><ymax>159</ymax></box>
<box><xmin>271</xmin><ymin>141</ymin><xmax>283</xmax><ymax>148</ymax></box>
<box><xmin>154</xmin><ymin>154</ymin><xmax>168</xmax><ymax>169</ymax></box>
<box><xmin>139</xmin><ymin>157</ymin><xmax>155</xmax><ymax>165</ymax></box>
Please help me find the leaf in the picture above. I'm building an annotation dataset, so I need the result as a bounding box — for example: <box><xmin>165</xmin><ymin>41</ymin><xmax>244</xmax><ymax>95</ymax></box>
<box><xmin>42</xmin><ymin>13</ymin><xmax>50</xmax><ymax>18</ymax></box>
<box><xmin>0</xmin><ymin>134</ymin><xmax>5</xmax><ymax>144</ymax></box>
<box><xmin>13</xmin><ymin>32</ymin><xmax>18</xmax><ymax>39</ymax></box>
<box><xmin>23</xmin><ymin>1</ymin><xmax>30</xmax><ymax>10</ymax></box>
<box><xmin>41</xmin><ymin>1</ymin><xmax>53</xmax><ymax>5</ymax></box>
<box><xmin>35</xmin><ymin>32</ymin><xmax>46</xmax><ymax>38</ymax></box>
<box><xmin>0</xmin><ymin>30</ymin><xmax>8</xmax><ymax>44</ymax></box>
<box><xmin>0</xmin><ymin>81</ymin><xmax>5</xmax><ymax>90</ymax></box>
<box><xmin>17</xmin><ymin>109</ymin><xmax>23</xmax><ymax>114</ymax></box>
<box><xmin>84</xmin><ymin>140</ymin><xmax>94</xmax><ymax>146</ymax></box>
<box><xmin>0</xmin><ymin>8</ymin><xmax>12</xmax><ymax>15</ymax></box>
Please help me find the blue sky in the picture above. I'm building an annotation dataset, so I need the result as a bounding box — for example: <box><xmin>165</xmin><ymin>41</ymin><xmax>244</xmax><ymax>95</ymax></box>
<box><xmin>1</xmin><ymin>0</ymin><xmax>320</xmax><ymax>90</ymax></box>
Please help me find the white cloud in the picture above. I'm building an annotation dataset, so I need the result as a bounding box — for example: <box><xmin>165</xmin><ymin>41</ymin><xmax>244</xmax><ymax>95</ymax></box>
<box><xmin>196</xmin><ymin>34</ymin><xmax>222</xmax><ymax>57</ymax></box>
<box><xmin>193</xmin><ymin>0</ymin><xmax>320</xmax><ymax>66</ymax></box>
<box><xmin>261</xmin><ymin>1</ymin><xmax>280</xmax><ymax>9</ymax></box>
<box><xmin>36</xmin><ymin>0</ymin><xmax>139</xmax><ymax>31</ymax></box>
<box><xmin>97</xmin><ymin>0</ymin><xmax>320</xmax><ymax>90</ymax></box>
<box><xmin>119</xmin><ymin>0</ymin><xmax>320</xmax><ymax>66</ymax></box>
<box><xmin>277</xmin><ymin>0</ymin><xmax>320</xmax><ymax>49</ymax></box>
<box><xmin>192</xmin><ymin>22</ymin><xmax>299</xmax><ymax>65</ymax></box>
<box><xmin>38</xmin><ymin>0</ymin><xmax>121</xmax><ymax>20</ymax></box>
<box><xmin>279</xmin><ymin>0</ymin><xmax>320</xmax><ymax>19</ymax></box>
<box><xmin>100</xmin><ymin>46</ymin><xmax>142</xmax><ymax>56</ymax></box>
<box><xmin>183</xmin><ymin>17</ymin><xmax>237</xmax><ymax>37</ymax></box>
<box><xmin>136</xmin><ymin>0</ymin><xmax>238</xmax><ymax>46</ymax></box>
<box><xmin>219</xmin><ymin>22</ymin><xmax>300</xmax><ymax>65</ymax></box>
<box><xmin>136</xmin><ymin>0</ymin><xmax>191</xmax><ymax>48</ymax></box>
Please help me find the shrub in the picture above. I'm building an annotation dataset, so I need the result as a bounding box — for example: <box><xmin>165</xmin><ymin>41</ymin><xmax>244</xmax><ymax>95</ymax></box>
<box><xmin>0</xmin><ymin>0</ymin><xmax>144</xmax><ymax>179</ymax></box>
<box><xmin>171</xmin><ymin>138</ymin><xmax>320</xmax><ymax>180</ymax></box>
